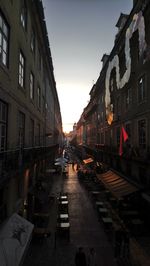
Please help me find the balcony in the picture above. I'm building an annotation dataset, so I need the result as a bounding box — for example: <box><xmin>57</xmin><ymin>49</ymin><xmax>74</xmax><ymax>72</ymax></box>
<box><xmin>0</xmin><ymin>144</ymin><xmax>58</xmax><ymax>185</ymax></box>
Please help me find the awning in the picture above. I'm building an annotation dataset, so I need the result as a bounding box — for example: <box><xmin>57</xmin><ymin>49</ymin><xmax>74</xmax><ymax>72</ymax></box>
<box><xmin>97</xmin><ymin>170</ymin><xmax>138</xmax><ymax>199</ymax></box>
<box><xmin>0</xmin><ymin>213</ymin><xmax>34</xmax><ymax>266</ymax></box>
<box><xmin>83</xmin><ymin>157</ymin><xmax>94</xmax><ymax>164</ymax></box>
<box><xmin>141</xmin><ymin>192</ymin><xmax>150</xmax><ymax>203</ymax></box>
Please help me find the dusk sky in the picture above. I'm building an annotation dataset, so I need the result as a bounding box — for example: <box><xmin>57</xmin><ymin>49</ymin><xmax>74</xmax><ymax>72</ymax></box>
<box><xmin>42</xmin><ymin>0</ymin><xmax>133</xmax><ymax>133</ymax></box>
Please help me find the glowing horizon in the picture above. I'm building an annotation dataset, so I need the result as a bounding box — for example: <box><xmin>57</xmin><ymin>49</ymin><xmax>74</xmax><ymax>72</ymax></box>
<box><xmin>43</xmin><ymin>0</ymin><xmax>133</xmax><ymax>134</ymax></box>
<box><xmin>57</xmin><ymin>82</ymin><xmax>90</xmax><ymax>133</ymax></box>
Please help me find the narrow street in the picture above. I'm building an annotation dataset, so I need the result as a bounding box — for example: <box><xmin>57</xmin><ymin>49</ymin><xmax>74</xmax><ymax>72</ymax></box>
<box><xmin>23</xmin><ymin>164</ymin><xmax>117</xmax><ymax>266</ymax></box>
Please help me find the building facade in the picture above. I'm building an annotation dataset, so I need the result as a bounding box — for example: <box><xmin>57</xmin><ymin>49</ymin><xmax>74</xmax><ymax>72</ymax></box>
<box><xmin>0</xmin><ymin>0</ymin><xmax>62</xmax><ymax>223</ymax></box>
<box><xmin>76</xmin><ymin>0</ymin><xmax>150</xmax><ymax>191</ymax></box>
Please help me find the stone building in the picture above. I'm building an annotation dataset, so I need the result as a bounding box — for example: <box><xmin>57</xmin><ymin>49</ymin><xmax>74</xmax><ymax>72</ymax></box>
<box><xmin>0</xmin><ymin>0</ymin><xmax>62</xmax><ymax>224</ymax></box>
<box><xmin>76</xmin><ymin>0</ymin><xmax>150</xmax><ymax>194</ymax></box>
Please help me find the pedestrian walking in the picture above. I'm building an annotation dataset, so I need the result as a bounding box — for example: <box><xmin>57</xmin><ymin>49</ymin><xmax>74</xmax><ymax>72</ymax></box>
<box><xmin>75</xmin><ymin>247</ymin><xmax>87</xmax><ymax>266</ymax></box>
<box><xmin>87</xmin><ymin>248</ymin><xmax>97</xmax><ymax>266</ymax></box>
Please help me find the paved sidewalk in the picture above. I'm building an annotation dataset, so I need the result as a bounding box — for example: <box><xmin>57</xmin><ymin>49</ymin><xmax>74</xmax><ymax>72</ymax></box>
<box><xmin>23</xmin><ymin>165</ymin><xmax>118</xmax><ymax>266</ymax></box>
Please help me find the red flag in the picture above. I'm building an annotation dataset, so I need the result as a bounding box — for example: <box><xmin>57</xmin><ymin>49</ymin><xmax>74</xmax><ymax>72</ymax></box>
<box><xmin>119</xmin><ymin>126</ymin><xmax>128</xmax><ymax>156</ymax></box>
<box><xmin>122</xmin><ymin>126</ymin><xmax>128</xmax><ymax>142</ymax></box>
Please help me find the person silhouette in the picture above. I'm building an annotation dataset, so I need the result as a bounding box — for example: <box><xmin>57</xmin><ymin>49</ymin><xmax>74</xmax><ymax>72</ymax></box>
<box><xmin>75</xmin><ymin>247</ymin><xmax>87</xmax><ymax>266</ymax></box>
<box><xmin>87</xmin><ymin>248</ymin><xmax>97</xmax><ymax>266</ymax></box>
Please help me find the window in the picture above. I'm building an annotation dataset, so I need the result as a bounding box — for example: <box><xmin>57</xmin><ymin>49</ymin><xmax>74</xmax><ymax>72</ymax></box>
<box><xmin>20</xmin><ymin>0</ymin><xmax>27</xmax><ymax>29</ymax></box>
<box><xmin>29</xmin><ymin>119</ymin><xmax>34</xmax><ymax>146</ymax></box>
<box><xmin>38</xmin><ymin>48</ymin><xmax>42</xmax><ymax>71</ymax></box>
<box><xmin>126</xmin><ymin>123</ymin><xmax>131</xmax><ymax>139</ymax></box>
<box><xmin>138</xmin><ymin>75</ymin><xmax>146</xmax><ymax>103</ymax></box>
<box><xmin>0</xmin><ymin>100</ymin><xmax>7</xmax><ymax>151</ymax></box>
<box><xmin>30</xmin><ymin>30</ymin><xmax>35</xmax><ymax>53</ymax></box>
<box><xmin>138</xmin><ymin>119</ymin><xmax>146</xmax><ymax>149</ymax></box>
<box><xmin>116</xmin><ymin>96</ymin><xmax>120</xmax><ymax>116</ymax></box>
<box><xmin>37</xmin><ymin>123</ymin><xmax>40</xmax><ymax>146</ymax></box>
<box><xmin>37</xmin><ymin>87</ymin><xmax>41</xmax><ymax>109</ymax></box>
<box><xmin>18</xmin><ymin>51</ymin><xmax>25</xmax><ymax>88</ymax></box>
<box><xmin>42</xmin><ymin>94</ymin><xmax>45</xmax><ymax>113</ymax></box>
<box><xmin>110</xmin><ymin>78</ymin><xmax>114</xmax><ymax>92</ymax></box>
<box><xmin>100</xmin><ymin>132</ymin><xmax>104</xmax><ymax>144</ymax></box>
<box><xmin>0</xmin><ymin>11</ymin><xmax>9</xmax><ymax>66</ymax></box>
<box><xmin>18</xmin><ymin>111</ymin><xmax>25</xmax><ymax>148</ymax></box>
<box><xmin>29</xmin><ymin>72</ymin><xmax>34</xmax><ymax>100</ymax></box>
<box><xmin>101</xmin><ymin>112</ymin><xmax>103</xmax><ymax>123</ymax></box>
<box><xmin>125</xmin><ymin>88</ymin><xmax>131</xmax><ymax>108</ymax></box>
<box><xmin>116</xmin><ymin>126</ymin><xmax>120</xmax><ymax>146</ymax></box>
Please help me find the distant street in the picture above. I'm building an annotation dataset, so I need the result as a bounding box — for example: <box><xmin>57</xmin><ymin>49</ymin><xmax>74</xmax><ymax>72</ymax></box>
<box><xmin>23</xmin><ymin>164</ymin><xmax>117</xmax><ymax>266</ymax></box>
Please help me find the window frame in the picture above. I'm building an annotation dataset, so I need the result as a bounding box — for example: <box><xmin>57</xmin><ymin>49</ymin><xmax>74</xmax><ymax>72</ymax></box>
<box><xmin>30</xmin><ymin>29</ymin><xmax>35</xmax><ymax>54</ymax></box>
<box><xmin>18</xmin><ymin>111</ymin><xmax>25</xmax><ymax>148</ymax></box>
<box><xmin>138</xmin><ymin>74</ymin><xmax>146</xmax><ymax>103</ymax></box>
<box><xmin>37</xmin><ymin>87</ymin><xmax>41</xmax><ymax>109</ymax></box>
<box><xmin>20</xmin><ymin>0</ymin><xmax>27</xmax><ymax>30</ymax></box>
<box><xmin>29</xmin><ymin>118</ymin><xmax>34</xmax><ymax>147</ymax></box>
<box><xmin>29</xmin><ymin>72</ymin><xmax>34</xmax><ymax>100</ymax></box>
<box><xmin>0</xmin><ymin>10</ymin><xmax>9</xmax><ymax>67</ymax></box>
<box><xmin>138</xmin><ymin>118</ymin><xmax>146</xmax><ymax>149</ymax></box>
<box><xmin>18</xmin><ymin>50</ymin><xmax>25</xmax><ymax>88</ymax></box>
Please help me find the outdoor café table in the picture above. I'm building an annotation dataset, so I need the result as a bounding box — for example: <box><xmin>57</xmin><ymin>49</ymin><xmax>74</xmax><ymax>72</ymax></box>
<box><xmin>121</xmin><ymin>210</ymin><xmax>139</xmax><ymax>218</ymax></box>
<box><xmin>33</xmin><ymin>227</ymin><xmax>50</xmax><ymax>237</ymax></box>
<box><xmin>98</xmin><ymin>208</ymin><xmax>109</xmax><ymax>217</ymax></box>
<box><xmin>59</xmin><ymin>222</ymin><xmax>70</xmax><ymax>228</ymax></box>
<box><xmin>95</xmin><ymin>201</ymin><xmax>104</xmax><ymax>207</ymax></box>
<box><xmin>60</xmin><ymin>201</ymin><xmax>68</xmax><ymax>204</ymax></box>
<box><xmin>131</xmin><ymin>218</ymin><xmax>143</xmax><ymax>224</ymax></box>
<box><xmin>57</xmin><ymin>222</ymin><xmax>70</xmax><ymax>239</ymax></box>
<box><xmin>59</xmin><ymin>201</ymin><xmax>68</xmax><ymax>212</ymax></box>
<box><xmin>130</xmin><ymin>218</ymin><xmax>144</xmax><ymax>234</ymax></box>
<box><xmin>59</xmin><ymin>214</ymin><xmax>69</xmax><ymax>219</ymax></box>
<box><xmin>60</xmin><ymin>195</ymin><xmax>68</xmax><ymax>200</ymax></box>
<box><xmin>46</xmin><ymin>168</ymin><xmax>56</xmax><ymax>173</ymax></box>
<box><xmin>34</xmin><ymin>213</ymin><xmax>49</xmax><ymax>217</ymax></box>
<box><xmin>91</xmin><ymin>191</ymin><xmax>100</xmax><ymax>196</ymax></box>
<box><xmin>102</xmin><ymin>217</ymin><xmax>113</xmax><ymax>224</ymax></box>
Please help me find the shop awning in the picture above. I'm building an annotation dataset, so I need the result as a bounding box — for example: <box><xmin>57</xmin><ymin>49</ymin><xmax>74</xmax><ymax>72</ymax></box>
<box><xmin>83</xmin><ymin>157</ymin><xmax>94</xmax><ymax>164</ymax></box>
<box><xmin>0</xmin><ymin>213</ymin><xmax>34</xmax><ymax>266</ymax></box>
<box><xmin>97</xmin><ymin>170</ymin><xmax>138</xmax><ymax>199</ymax></box>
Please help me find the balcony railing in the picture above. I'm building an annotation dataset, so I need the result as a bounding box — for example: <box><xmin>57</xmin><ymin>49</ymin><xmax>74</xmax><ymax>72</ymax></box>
<box><xmin>0</xmin><ymin>143</ymin><xmax>59</xmax><ymax>184</ymax></box>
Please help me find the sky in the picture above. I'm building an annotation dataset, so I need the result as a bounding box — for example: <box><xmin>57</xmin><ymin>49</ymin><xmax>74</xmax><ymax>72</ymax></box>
<box><xmin>42</xmin><ymin>0</ymin><xmax>133</xmax><ymax>133</ymax></box>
